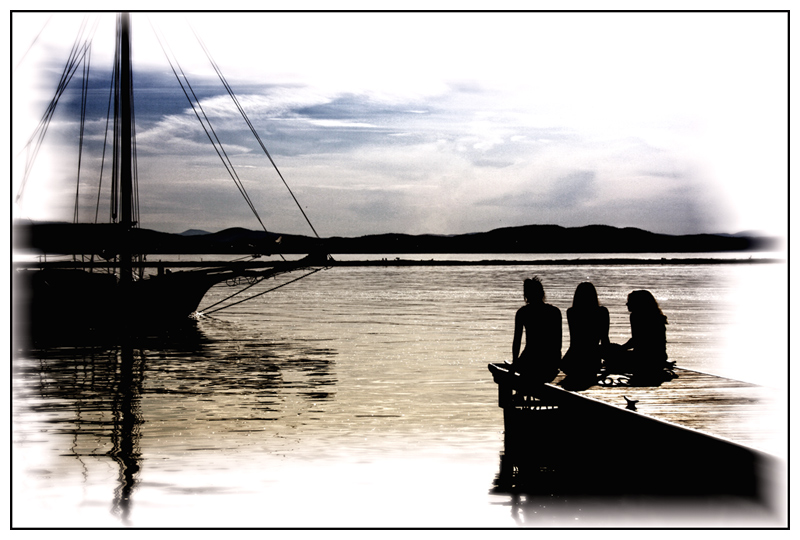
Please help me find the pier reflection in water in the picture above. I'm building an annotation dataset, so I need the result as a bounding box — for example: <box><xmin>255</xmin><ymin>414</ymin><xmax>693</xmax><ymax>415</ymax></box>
<box><xmin>490</xmin><ymin>422</ymin><xmax>783</xmax><ymax>527</ymax></box>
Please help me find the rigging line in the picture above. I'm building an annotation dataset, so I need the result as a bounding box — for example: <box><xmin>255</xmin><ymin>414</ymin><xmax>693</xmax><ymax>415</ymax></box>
<box><xmin>95</xmin><ymin>51</ymin><xmax>117</xmax><ymax>223</ymax></box>
<box><xmin>232</xmin><ymin>254</ymin><xmax>266</xmax><ymax>262</ymax></box>
<box><xmin>188</xmin><ymin>33</ymin><xmax>269</xmax><ymax>218</ymax></box>
<box><xmin>198</xmin><ymin>60</ymin><xmax>266</xmax><ymax>217</ymax></box>
<box><xmin>201</xmin><ymin>266</ymin><xmax>327</xmax><ymax>315</ymax></box>
<box><xmin>199</xmin><ymin>44</ymin><xmax>321</xmax><ymax>240</ymax></box>
<box><xmin>13</xmin><ymin>14</ymin><xmax>52</xmax><ymax>72</ymax></box>
<box><xmin>193</xmin><ymin>29</ymin><xmax>322</xmax><ymax>239</ymax></box>
<box><xmin>174</xmin><ymin>62</ymin><xmax>264</xmax><ymax>228</ymax></box>
<box><xmin>74</xmin><ymin>48</ymin><xmax>91</xmax><ymax>223</ymax></box>
<box><xmin>17</xmin><ymin>17</ymin><xmax>98</xmax><ymax>202</ymax></box>
<box><xmin>19</xmin><ymin>41</ymin><xmax>87</xmax><ymax>200</ymax></box>
<box><xmin>148</xmin><ymin>21</ymin><xmax>267</xmax><ymax>232</ymax></box>
<box><xmin>155</xmin><ymin>55</ymin><xmax>266</xmax><ymax>230</ymax></box>
<box><xmin>128</xmin><ymin>54</ymin><xmax>140</xmax><ymax>228</ymax></box>
<box><xmin>198</xmin><ymin>275</ymin><xmax>266</xmax><ymax>312</ymax></box>
<box><xmin>198</xmin><ymin>261</ymin><xmax>304</xmax><ymax>312</ymax></box>
<box><xmin>132</xmin><ymin>111</ymin><xmax>140</xmax><ymax>227</ymax></box>
<box><xmin>189</xmin><ymin>254</ymin><xmax>269</xmax><ymax>270</ymax></box>
<box><xmin>173</xmin><ymin>63</ymin><xmax>263</xmax><ymax>227</ymax></box>
<box><xmin>24</xmin><ymin>17</ymin><xmax>88</xmax><ymax>150</ymax></box>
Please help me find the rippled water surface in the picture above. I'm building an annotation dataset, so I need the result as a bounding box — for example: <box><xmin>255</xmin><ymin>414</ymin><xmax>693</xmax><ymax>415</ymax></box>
<box><xmin>12</xmin><ymin>258</ymin><xmax>788</xmax><ymax>527</ymax></box>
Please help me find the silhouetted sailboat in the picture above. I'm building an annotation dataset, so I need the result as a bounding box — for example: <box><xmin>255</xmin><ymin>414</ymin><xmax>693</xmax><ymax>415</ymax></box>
<box><xmin>14</xmin><ymin>13</ymin><xmax>331</xmax><ymax>340</ymax></box>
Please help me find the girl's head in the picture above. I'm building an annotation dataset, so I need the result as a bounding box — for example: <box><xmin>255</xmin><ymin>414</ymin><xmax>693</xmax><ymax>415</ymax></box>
<box><xmin>626</xmin><ymin>290</ymin><xmax>667</xmax><ymax>323</ymax></box>
<box><xmin>523</xmin><ymin>277</ymin><xmax>545</xmax><ymax>304</ymax></box>
<box><xmin>573</xmin><ymin>282</ymin><xmax>599</xmax><ymax>308</ymax></box>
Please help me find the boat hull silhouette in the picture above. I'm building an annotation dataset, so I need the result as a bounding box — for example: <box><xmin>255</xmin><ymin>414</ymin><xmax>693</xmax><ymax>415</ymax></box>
<box><xmin>18</xmin><ymin>260</ymin><xmax>316</xmax><ymax>341</ymax></box>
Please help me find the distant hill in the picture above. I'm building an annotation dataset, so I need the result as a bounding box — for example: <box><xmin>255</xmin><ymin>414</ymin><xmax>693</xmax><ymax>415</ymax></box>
<box><xmin>13</xmin><ymin>221</ymin><xmax>779</xmax><ymax>255</ymax></box>
<box><xmin>317</xmin><ymin>224</ymin><xmax>777</xmax><ymax>254</ymax></box>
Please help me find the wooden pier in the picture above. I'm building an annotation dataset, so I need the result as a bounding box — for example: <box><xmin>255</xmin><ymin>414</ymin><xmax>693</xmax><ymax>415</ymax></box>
<box><xmin>488</xmin><ymin>363</ymin><xmax>784</xmax><ymax>500</ymax></box>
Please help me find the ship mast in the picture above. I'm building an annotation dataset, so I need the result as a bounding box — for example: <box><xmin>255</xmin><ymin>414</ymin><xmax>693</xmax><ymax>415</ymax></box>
<box><xmin>119</xmin><ymin>12</ymin><xmax>133</xmax><ymax>288</ymax></box>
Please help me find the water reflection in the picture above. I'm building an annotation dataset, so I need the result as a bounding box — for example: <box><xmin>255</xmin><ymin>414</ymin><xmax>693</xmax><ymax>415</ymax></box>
<box><xmin>15</xmin><ymin>341</ymin><xmax>144</xmax><ymax>526</ymax></box>
<box><xmin>13</xmin><ymin>262</ymin><xmax>786</xmax><ymax>526</ymax></box>
<box><xmin>14</xmin><ymin>319</ymin><xmax>338</xmax><ymax>526</ymax></box>
<box><xmin>109</xmin><ymin>343</ymin><xmax>142</xmax><ymax>525</ymax></box>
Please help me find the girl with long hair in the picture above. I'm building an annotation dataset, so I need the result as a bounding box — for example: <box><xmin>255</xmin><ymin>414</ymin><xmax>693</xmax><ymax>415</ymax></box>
<box><xmin>561</xmin><ymin>282</ymin><xmax>610</xmax><ymax>381</ymax></box>
<box><xmin>510</xmin><ymin>277</ymin><xmax>562</xmax><ymax>383</ymax></box>
<box><xmin>605</xmin><ymin>289</ymin><xmax>671</xmax><ymax>378</ymax></box>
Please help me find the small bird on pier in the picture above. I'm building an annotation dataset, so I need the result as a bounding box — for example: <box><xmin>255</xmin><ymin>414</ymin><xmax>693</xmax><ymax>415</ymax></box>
<box><xmin>623</xmin><ymin>396</ymin><xmax>638</xmax><ymax>411</ymax></box>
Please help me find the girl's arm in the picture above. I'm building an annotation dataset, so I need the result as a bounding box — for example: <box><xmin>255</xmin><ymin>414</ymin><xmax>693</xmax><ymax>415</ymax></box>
<box><xmin>622</xmin><ymin>312</ymin><xmax>636</xmax><ymax>349</ymax></box>
<box><xmin>600</xmin><ymin>306</ymin><xmax>611</xmax><ymax>346</ymax></box>
<box><xmin>512</xmin><ymin>309</ymin><xmax>523</xmax><ymax>363</ymax></box>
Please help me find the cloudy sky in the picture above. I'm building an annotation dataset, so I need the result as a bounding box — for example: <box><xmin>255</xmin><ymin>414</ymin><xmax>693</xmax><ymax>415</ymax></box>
<box><xmin>11</xmin><ymin>11</ymin><xmax>788</xmax><ymax>238</ymax></box>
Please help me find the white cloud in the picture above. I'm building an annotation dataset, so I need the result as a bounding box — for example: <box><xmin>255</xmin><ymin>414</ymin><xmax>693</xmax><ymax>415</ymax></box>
<box><xmin>11</xmin><ymin>11</ymin><xmax>788</xmax><ymax>238</ymax></box>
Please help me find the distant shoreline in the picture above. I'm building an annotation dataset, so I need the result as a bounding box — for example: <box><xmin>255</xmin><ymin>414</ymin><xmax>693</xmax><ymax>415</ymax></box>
<box><xmin>325</xmin><ymin>257</ymin><xmax>782</xmax><ymax>267</ymax></box>
<box><xmin>15</xmin><ymin>221</ymin><xmax>780</xmax><ymax>257</ymax></box>
<box><xmin>14</xmin><ymin>257</ymin><xmax>783</xmax><ymax>270</ymax></box>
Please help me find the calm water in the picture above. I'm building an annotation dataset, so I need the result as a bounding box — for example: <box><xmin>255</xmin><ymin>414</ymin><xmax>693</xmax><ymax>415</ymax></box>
<box><xmin>11</xmin><ymin>257</ymin><xmax>788</xmax><ymax>527</ymax></box>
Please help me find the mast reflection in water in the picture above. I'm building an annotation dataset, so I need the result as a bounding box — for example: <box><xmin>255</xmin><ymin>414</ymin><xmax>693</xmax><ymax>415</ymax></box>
<box><xmin>110</xmin><ymin>343</ymin><xmax>142</xmax><ymax>525</ymax></box>
<box><xmin>13</xmin><ymin>320</ymin><xmax>338</xmax><ymax>527</ymax></box>
<box><xmin>14</xmin><ymin>340</ymin><xmax>144</xmax><ymax>526</ymax></box>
